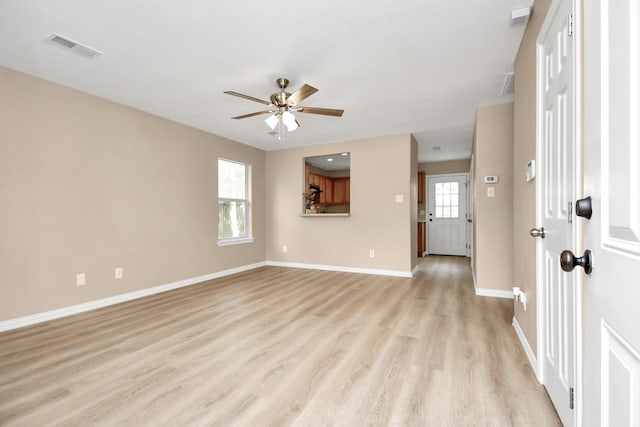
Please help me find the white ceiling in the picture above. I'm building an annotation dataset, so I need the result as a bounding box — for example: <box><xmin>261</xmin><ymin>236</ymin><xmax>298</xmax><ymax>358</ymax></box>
<box><xmin>0</xmin><ymin>0</ymin><xmax>530</xmax><ymax>163</ymax></box>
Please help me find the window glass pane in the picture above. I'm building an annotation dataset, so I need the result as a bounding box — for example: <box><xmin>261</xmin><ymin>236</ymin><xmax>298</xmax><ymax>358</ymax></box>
<box><xmin>434</xmin><ymin>180</ymin><xmax>463</xmax><ymax>218</ymax></box>
<box><xmin>218</xmin><ymin>200</ymin><xmax>246</xmax><ymax>239</ymax></box>
<box><xmin>218</xmin><ymin>159</ymin><xmax>246</xmax><ymax>199</ymax></box>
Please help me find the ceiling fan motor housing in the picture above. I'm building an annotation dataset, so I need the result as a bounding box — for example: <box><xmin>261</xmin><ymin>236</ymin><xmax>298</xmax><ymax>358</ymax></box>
<box><xmin>270</xmin><ymin>92</ymin><xmax>291</xmax><ymax>107</ymax></box>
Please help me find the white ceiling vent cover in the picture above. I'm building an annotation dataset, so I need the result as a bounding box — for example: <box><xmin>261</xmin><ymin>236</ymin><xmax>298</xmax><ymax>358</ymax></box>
<box><xmin>432</xmin><ymin>146</ymin><xmax>443</xmax><ymax>151</ymax></box>
<box><xmin>501</xmin><ymin>72</ymin><xmax>515</xmax><ymax>96</ymax></box>
<box><xmin>45</xmin><ymin>34</ymin><xmax>102</xmax><ymax>59</ymax></box>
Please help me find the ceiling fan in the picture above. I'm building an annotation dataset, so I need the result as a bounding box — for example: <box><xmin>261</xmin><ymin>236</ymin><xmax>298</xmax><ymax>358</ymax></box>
<box><xmin>224</xmin><ymin>78</ymin><xmax>344</xmax><ymax>138</ymax></box>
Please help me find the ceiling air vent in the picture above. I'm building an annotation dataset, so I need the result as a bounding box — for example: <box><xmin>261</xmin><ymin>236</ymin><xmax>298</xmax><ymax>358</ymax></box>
<box><xmin>501</xmin><ymin>72</ymin><xmax>515</xmax><ymax>96</ymax></box>
<box><xmin>433</xmin><ymin>146</ymin><xmax>443</xmax><ymax>152</ymax></box>
<box><xmin>45</xmin><ymin>34</ymin><xmax>102</xmax><ymax>59</ymax></box>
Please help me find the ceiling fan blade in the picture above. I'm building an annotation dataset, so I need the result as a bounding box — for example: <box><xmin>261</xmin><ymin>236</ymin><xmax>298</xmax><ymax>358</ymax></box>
<box><xmin>287</xmin><ymin>84</ymin><xmax>318</xmax><ymax>106</ymax></box>
<box><xmin>224</xmin><ymin>91</ymin><xmax>271</xmax><ymax>106</ymax></box>
<box><xmin>231</xmin><ymin>110</ymin><xmax>274</xmax><ymax>119</ymax></box>
<box><xmin>297</xmin><ymin>107</ymin><xmax>344</xmax><ymax>117</ymax></box>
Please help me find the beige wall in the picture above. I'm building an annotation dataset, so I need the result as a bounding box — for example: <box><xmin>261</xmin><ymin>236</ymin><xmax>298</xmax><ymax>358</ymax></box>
<box><xmin>0</xmin><ymin>66</ymin><xmax>266</xmax><ymax>321</ymax></box>
<box><xmin>472</xmin><ymin>103</ymin><xmax>514</xmax><ymax>291</ymax></box>
<box><xmin>512</xmin><ymin>0</ymin><xmax>552</xmax><ymax>353</ymax></box>
<box><xmin>266</xmin><ymin>134</ymin><xmax>416</xmax><ymax>274</ymax></box>
<box><xmin>418</xmin><ymin>159</ymin><xmax>470</xmax><ymax>175</ymax></box>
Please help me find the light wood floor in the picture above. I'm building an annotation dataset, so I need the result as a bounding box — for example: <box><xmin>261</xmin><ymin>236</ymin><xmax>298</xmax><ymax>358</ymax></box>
<box><xmin>0</xmin><ymin>256</ymin><xmax>560</xmax><ymax>426</ymax></box>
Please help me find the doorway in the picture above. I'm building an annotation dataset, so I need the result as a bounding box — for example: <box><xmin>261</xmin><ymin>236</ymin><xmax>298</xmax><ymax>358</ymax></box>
<box><xmin>427</xmin><ymin>173</ymin><xmax>468</xmax><ymax>256</ymax></box>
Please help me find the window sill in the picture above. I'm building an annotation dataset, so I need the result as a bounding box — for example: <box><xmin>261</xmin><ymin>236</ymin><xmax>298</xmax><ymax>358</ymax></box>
<box><xmin>217</xmin><ymin>237</ymin><xmax>255</xmax><ymax>247</ymax></box>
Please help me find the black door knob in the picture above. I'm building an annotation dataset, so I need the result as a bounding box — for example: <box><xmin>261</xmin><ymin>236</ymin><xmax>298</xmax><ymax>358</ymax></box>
<box><xmin>560</xmin><ymin>249</ymin><xmax>593</xmax><ymax>274</ymax></box>
<box><xmin>575</xmin><ymin>196</ymin><xmax>592</xmax><ymax>219</ymax></box>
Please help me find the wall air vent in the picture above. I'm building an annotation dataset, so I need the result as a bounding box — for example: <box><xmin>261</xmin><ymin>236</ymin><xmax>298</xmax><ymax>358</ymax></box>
<box><xmin>45</xmin><ymin>34</ymin><xmax>102</xmax><ymax>59</ymax></box>
<box><xmin>501</xmin><ymin>72</ymin><xmax>515</xmax><ymax>96</ymax></box>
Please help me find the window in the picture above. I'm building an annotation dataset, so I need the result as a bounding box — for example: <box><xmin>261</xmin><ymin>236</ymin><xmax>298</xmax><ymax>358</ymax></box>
<box><xmin>434</xmin><ymin>181</ymin><xmax>459</xmax><ymax>218</ymax></box>
<box><xmin>218</xmin><ymin>159</ymin><xmax>252</xmax><ymax>245</ymax></box>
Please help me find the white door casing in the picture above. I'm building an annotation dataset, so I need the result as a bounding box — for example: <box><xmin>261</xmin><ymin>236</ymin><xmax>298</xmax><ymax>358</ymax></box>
<box><xmin>583</xmin><ymin>0</ymin><xmax>640</xmax><ymax>425</ymax></box>
<box><xmin>427</xmin><ymin>174</ymin><xmax>468</xmax><ymax>256</ymax></box>
<box><xmin>467</xmin><ymin>160</ymin><xmax>474</xmax><ymax>258</ymax></box>
<box><xmin>536</xmin><ymin>0</ymin><xmax>578</xmax><ymax>425</ymax></box>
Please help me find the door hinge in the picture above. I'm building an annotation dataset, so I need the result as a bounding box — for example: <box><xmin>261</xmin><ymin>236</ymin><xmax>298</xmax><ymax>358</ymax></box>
<box><xmin>568</xmin><ymin>13</ymin><xmax>574</xmax><ymax>37</ymax></box>
<box><xmin>568</xmin><ymin>201</ymin><xmax>573</xmax><ymax>224</ymax></box>
<box><xmin>569</xmin><ymin>387</ymin><xmax>575</xmax><ymax>409</ymax></box>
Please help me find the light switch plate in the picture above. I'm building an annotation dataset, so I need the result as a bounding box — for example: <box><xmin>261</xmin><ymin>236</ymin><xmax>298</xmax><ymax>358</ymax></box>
<box><xmin>487</xmin><ymin>187</ymin><xmax>495</xmax><ymax>198</ymax></box>
<box><xmin>395</xmin><ymin>194</ymin><xmax>404</xmax><ymax>203</ymax></box>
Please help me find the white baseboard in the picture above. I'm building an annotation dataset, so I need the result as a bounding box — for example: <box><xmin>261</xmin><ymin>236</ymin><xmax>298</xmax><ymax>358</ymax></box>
<box><xmin>474</xmin><ymin>288</ymin><xmax>514</xmax><ymax>298</ymax></box>
<box><xmin>512</xmin><ymin>316</ymin><xmax>539</xmax><ymax>381</ymax></box>
<box><xmin>471</xmin><ymin>269</ymin><xmax>514</xmax><ymax>299</ymax></box>
<box><xmin>265</xmin><ymin>261</ymin><xmax>413</xmax><ymax>278</ymax></box>
<box><xmin>0</xmin><ymin>262</ymin><xmax>267</xmax><ymax>333</ymax></box>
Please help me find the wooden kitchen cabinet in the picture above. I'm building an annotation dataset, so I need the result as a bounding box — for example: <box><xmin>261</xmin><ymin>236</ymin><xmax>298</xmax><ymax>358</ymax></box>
<box><xmin>305</xmin><ymin>168</ymin><xmax>350</xmax><ymax>206</ymax></box>
<box><xmin>333</xmin><ymin>178</ymin><xmax>345</xmax><ymax>205</ymax></box>
<box><xmin>418</xmin><ymin>221</ymin><xmax>426</xmax><ymax>257</ymax></box>
<box><xmin>345</xmin><ymin>178</ymin><xmax>350</xmax><ymax>203</ymax></box>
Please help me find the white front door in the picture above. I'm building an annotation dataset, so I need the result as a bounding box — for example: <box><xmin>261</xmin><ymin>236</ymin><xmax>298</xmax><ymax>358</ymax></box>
<box><xmin>427</xmin><ymin>174</ymin><xmax>467</xmax><ymax>256</ymax></box>
<box><xmin>537</xmin><ymin>0</ymin><xmax>577</xmax><ymax>425</ymax></box>
<box><xmin>582</xmin><ymin>1</ymin><xmax>640</xmax><ymax>425</ymax></box>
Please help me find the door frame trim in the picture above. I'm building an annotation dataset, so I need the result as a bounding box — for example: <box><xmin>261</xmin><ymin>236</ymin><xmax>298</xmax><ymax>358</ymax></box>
<box><xmin>535</xmin><ymin>0</ymin><xmax>583</xmax><ymax>425</ymax></box>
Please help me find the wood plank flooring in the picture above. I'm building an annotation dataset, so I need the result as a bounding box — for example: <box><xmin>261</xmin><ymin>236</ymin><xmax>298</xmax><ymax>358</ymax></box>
<box><xmin>0</xmin><ymin>256</ymin><xmax>560</xmax><ymax>426</ymax></box>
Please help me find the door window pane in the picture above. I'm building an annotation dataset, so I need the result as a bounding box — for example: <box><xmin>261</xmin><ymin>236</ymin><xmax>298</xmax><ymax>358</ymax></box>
<box><xmin>434</xmin><ymin>181</ymin><xmax>460</xmax><ymax>218</ymax></box>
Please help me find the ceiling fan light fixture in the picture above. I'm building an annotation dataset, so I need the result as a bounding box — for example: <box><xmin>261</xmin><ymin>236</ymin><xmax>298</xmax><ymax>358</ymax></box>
<box><xmin>225</xmin><ymin>78</ymin><xmax>344</xmax><ymax>140</ymax></box>
<box><xmin>282</xmin><ymin>111</ymin><xmax>299</xmax><ymax>131</ymax></box>
<box><xmin>265</xmin><ymin>114</ymin><xmax>279</xmax><ymax>129</ymax></box>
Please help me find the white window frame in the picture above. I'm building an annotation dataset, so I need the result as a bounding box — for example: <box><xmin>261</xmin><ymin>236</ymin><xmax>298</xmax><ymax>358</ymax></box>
<box><xmin>217</xmin><ymin>158</ymin><xmax>254</xmax><ymax>246</ymax></box>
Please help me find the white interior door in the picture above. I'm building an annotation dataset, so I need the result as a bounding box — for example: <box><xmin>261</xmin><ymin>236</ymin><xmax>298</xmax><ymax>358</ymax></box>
<box><xmin>582</xmin><ymin>1</ymin><xmax>640</xmax><ymax>425</ymax></box>
<box><xmin>537</xmin><ymin>0</ymin><xmax>577</xmax><ymax>425</ymax></box>
<box><xmin>427</xmin><ymin>174</ymin><xmax>467</xmax><ymax>256</ymax></box>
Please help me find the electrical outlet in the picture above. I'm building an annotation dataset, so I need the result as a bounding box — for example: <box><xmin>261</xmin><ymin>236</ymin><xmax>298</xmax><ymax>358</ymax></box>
<box><xmin>76</xmin><ymin>273</ymin><xmax>86</xmax><ymax>286</ymax></box>
<box><xmin>282</xmin><ymin>245</ymin><xmax>287</xmax><ymax>253</ymax></box>
<box><xmin>115</xmin><ymin>267</ymin><xmax>123</xmax><ymax>279</ymax></box>
<box><xmin>369</xmin><ymin>250</ymin><xmax>375</xmax><ymax>258</ymax></box>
